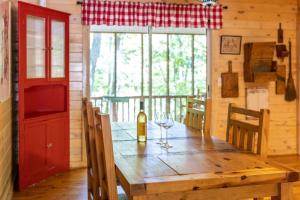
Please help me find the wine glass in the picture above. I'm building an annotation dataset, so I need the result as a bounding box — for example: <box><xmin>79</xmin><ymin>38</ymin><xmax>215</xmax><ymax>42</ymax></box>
<box><xmin>161</xmin><ymin>113</ymin><xmax>174</xmax><ymax>149</ymax></box>
<box><xmin>154</xmin><ymin>112</ymin><xmax>165</xmax><ymax>145</ymax></box>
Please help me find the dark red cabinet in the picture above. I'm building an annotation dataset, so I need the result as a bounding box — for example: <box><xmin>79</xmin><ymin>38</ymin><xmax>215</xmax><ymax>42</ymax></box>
<box><xmin>18</xmin><ymin>2</ymin><xmax>70</xmax><ymax>189</ymax></box>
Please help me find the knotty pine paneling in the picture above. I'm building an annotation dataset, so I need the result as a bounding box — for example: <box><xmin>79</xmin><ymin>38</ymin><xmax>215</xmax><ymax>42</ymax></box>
<box><xmin>0</xmin><ymin>0</ymin><xmax>14</xmax><ymax>199</ymax></box>
<box><xmin>212</xmin><ymin>0</ymin><xmax>298</xmax><ymax>155</ymax></box>
<box><xmin>0</xmin><ymin>98</ymin><xmax>13</xmax><ymax>200</ymax></box>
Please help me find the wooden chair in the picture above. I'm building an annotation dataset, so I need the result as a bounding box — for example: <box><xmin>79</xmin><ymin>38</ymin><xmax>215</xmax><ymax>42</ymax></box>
<box><xmin>184</xmin><ymin>96</ymin><xmax>211</xmax><ymax>134</ymax></box>
<box><xmin>226</xmin><ymin>103</ymin><xmax>270</xmax><ymax>157</ymax></box>
<box><xmin>82</xmin><ymin>98</ymin><xmax>101</xmax><ymax>200</ymax></box>
<box><xmin>93</xmin><ymin>110</ymin><xmax>128</xmax><ymax>200</ymax></box>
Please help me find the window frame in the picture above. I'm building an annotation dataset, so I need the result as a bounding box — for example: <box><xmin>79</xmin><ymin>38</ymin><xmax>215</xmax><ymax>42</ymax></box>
<box><xmin>89</xmin><ymin>26</ymin><xmax>209</xmax><ymax>119</ymax></box>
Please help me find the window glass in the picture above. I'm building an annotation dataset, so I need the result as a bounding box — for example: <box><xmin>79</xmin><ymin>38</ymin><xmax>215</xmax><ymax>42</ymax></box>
<box><xmin>90</xmin><ymin>33</ymin><xmax>115</xmax><ymax>97</ymax></box>
<box><xmin>26</xmin><ymin>16</ymin><xmax>46</xmax><ymax>79</ymax></box>
<box><xmin>194</xmin><ymin>35</ymin><xmax>207</xmax><ymax>95</ymax></box>
<box><xmin>116</xmin><ymin>34</ymin><xmax>142</xmax><ymax>96</ymax></box>
<box><xmin>152</xmin><ymin>34</ymin><xmax>167</xmax><ymax>96</ymax></box>
<box><xmin>142</xmin><ymin>34</ymin><xmax>149</xmax><ymax>96</ymax></box>
<box><xmin>51</xmin><ymin>20</ymin><xmax>65</xmax><ymax>78</ymax></box>
<box><xmin>169</xmin><ymin>35</ymin><xmax>192</xmax><ymax>95</ymax></box>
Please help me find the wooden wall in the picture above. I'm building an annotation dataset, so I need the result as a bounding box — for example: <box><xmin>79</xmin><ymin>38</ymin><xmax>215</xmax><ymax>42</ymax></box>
<box><xmin>0</xmin><ymin>0</ymin><xmax>14</xmax><ymax>199</ymax></box>
<box><xmin>0</xmin><ymin>99</ymin><xmax>13</xmax><ymax>200</ymax></box>
<box><xmin>212</xmin><ymin>0</ymin><xmax>298</xmax><ymax>155</ymax></box>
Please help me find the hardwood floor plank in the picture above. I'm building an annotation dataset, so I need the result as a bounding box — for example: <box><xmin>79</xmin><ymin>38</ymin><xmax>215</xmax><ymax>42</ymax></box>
<box><xmin>13</xmin><ymin>169</ymin><xmax>88</xmax><ymax>200</ymax></box>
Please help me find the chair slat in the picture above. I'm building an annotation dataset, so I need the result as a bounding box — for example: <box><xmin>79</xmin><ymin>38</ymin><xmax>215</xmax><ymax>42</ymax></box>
<box><xmin>231</xmin><ymin>106</ymin><xmax>261</xmax><ymax>118</ymax></box>
<box><xmin>232</xmin><ymin>125</ymin><xmax>238</xmax><ymax>146</ymax></box>
<box><xmin>236</xmin><ymin>126</ymin><xmax>241</xmax><ymax>147</ymax></box>
<box><xmin>239</xmin><ymin>128</ymin><xmax>246</xmax><ymax>149</ymax></box>
<box><xmin>246</xmin><ymin>130</ymin><xmax>254</xmax><ymax>152</ymax></box>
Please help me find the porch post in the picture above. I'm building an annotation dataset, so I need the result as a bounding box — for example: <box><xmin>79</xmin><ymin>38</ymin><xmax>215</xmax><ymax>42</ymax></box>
<box><xmin>148</xmin><ymin>26</ymin><xmax>153</xmax><ymax>120</ymax></box>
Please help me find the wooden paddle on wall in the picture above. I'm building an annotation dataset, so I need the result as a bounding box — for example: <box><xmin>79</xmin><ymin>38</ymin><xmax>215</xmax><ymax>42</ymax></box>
<box><xmin>285</xmin><ymin>40</ymin><xmax>296</xmax><ymax>101</ymax></box>
<box><xmin>221</xmin><ymin>61</ymin><xmax>239</xmax><ymax>98</ymax></box>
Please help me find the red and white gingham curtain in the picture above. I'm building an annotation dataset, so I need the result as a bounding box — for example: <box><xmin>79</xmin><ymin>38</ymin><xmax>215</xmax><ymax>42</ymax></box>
<box><xmin>82</xmin><ymin>0</ymin><xmax>222</xmax><ymax>29</ymax></box>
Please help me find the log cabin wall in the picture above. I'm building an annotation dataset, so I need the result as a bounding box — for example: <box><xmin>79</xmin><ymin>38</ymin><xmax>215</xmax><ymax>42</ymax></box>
<box><xmin>0</xmin><ymin>1</ymin><xmax>13</xmax><ymax>199</ymax></box>
<box><xmin>212</xmin><ymin>0</ymin><xmax>298</xmax><ymax>155</ymax></box>
<box><xmin>17</xmin><ymin>0</ymin><xmax>299</xmax><ymax>172</ymax></box>
<box><xmin>0</xmin><ymin>100</ymin><xmax>13</xmax><ymax>200</ymax></box>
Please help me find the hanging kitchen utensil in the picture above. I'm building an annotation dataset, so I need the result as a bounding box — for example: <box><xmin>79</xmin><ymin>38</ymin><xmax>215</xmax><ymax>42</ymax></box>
<box><xmin>285</xmin><ymin>40</ymin><xmax>296</xmax><ymax>101</ymax></box>
<box><xmin>276</xmin><ymin>44</ymin><xmax>288</xmax><ymax>60</ymax></box>
<box><xmin>278</xmin><ymin>23</ymin><xmax>283</xmax><ymax>43</ymax></box>
<box><xmin>276</xmin><ymin>65</ymin><xmax>286</xmax><ymax>95</ymax></box>
<box><xmin>221</xmin><ymin>60</ymin><xmax>239</xmax><ymax>98</ymax></box>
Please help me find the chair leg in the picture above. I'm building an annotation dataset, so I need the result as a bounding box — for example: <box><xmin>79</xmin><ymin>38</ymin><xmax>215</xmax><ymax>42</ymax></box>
<box><xmin>271</xmin><ymin>183</ymin><xmax>293</xmax><ymax>200</ymax></box>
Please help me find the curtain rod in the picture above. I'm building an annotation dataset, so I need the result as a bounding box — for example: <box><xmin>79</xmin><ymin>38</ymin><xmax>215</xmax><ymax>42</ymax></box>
<box><xmin>76</xmin><ymin>1</ymin><xmax>228</xmax><ymax>9</ymax></box>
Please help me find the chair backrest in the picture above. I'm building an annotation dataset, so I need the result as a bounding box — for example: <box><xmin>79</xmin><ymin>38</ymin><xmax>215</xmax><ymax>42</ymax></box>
<box><xmin>184</xmin><ymin>96</ymin><xmax>211</xmax><ymax>134</ymax></box>
<box><xmin>226</xmin><ymin>103</ymin><xmax>270</xmax><ymax>157</ymax></box>
<box><xmin>94</xmin><ymin>111</ymin><xmax>118</xmax><ymax>200</ymax></box>
<box><xmin>82</xmin><ymin>98</ymin><xmax>100</xmax><ymax>200</ymax></box>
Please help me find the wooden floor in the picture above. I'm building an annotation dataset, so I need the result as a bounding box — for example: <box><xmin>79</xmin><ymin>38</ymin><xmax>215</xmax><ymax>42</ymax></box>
<box><xmin>13</xmin><ymin>169</ymin><xmax>87</xmax><ymax>200</ymax></box>
<box><xmin>13</xmin><ymin>156</ymin><xmax>300</xmax><ymax>200</ymax></box>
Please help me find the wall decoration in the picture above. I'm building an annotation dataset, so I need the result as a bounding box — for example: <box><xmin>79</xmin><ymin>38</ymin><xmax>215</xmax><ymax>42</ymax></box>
<box><xmin>220</xmin><ymin>35</ymin><xmax>242</xmax><ymax>55</ymax></box>
<box><xmin>0</xmin><ymin>1</ymin><xmax>11</xmax><ymax>102</ymax></box>
<box><xmin>246</xmin><ymin>87</ymin><xmax>269</xmax><ymax>119</ymax></box>
<box><xmin>243</xmin><ymin>42</ymin><xmax>276</xmax><ymax>82</ymax></box>
<box><xmin>277</xmin><ymin>23</ymin><xmax>283</xmax><ymax>43</ymax></box>
<box><xmin>221</xmin><ymin>60</ymin><xmax>239</xmax><ymax>98</ymax></box>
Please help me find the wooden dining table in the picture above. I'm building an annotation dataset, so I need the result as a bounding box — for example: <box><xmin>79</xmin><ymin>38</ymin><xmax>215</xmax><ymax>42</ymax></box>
<box><xmin>111</xmin><ymin>121</ymin><xmax>299</xmax><ymax>200</ymax></box>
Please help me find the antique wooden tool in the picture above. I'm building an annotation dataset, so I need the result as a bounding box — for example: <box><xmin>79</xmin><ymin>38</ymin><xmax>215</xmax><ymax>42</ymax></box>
<box><xmin>278</xmin><ymin>23</ymin><xmax>283</xmax><ymax>43</ymax></box>
<box><xmin>221</xmin><ymin>60</ymin><xmax>239</xmax><ymax>98</ymax></box>
<box><xmin>285</xmin><ymin>40</ymin><xmax>296</xmax><ymax>101</ymax></box>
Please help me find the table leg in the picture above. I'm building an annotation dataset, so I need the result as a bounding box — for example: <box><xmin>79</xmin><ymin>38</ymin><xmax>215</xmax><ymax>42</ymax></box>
<box><xmin>271</xmin><ymin>183</ymin><xmax>293</xmax><ymax>200</ymax></box>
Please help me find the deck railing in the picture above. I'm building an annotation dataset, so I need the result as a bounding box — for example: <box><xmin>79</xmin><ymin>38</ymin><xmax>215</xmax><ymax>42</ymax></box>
<box><xmin>91</xmin><ymin>95</ymin><xmax>194</xmax><ymax>122</ymax></box>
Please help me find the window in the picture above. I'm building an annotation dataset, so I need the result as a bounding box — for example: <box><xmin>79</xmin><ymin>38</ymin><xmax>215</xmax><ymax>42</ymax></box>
<box><xmin>90</xmin><ymin>26</ymin><xmax>207</xmax><ymax>121</ymax></box>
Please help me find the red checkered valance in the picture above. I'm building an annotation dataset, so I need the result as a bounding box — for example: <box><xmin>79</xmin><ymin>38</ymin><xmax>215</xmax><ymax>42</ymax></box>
<box><xmin>82</xmin><ymin>0</ymin><xmax>223</xmax><ymax>29</ymax></box>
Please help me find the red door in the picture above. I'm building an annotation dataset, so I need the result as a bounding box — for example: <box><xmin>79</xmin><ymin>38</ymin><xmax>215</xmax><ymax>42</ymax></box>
<box><xmin>22</xmin><ymin>122</ymin><xmax>48</xmax><ymax>187</ymax></box>
<box><xmin>46</xmin><ymin>118</ymin><xmax>68</xmax><ymax>175</ymax></box>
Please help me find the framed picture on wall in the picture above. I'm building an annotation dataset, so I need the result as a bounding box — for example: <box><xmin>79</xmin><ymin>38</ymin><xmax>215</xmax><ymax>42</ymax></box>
<box><xmin>220</xmin><ymin>35</ymin><xmax>242</xmax><ymax>55</ymax></box>
<box><xmin>0</xmin><ymin>1</ymin><xmax>11</xmax><ymax>102</ymax></box>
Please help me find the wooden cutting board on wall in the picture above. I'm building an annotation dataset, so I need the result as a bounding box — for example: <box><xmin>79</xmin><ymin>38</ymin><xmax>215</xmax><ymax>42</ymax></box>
<box><xmin>221</xmin><ymin>61</ymin><xmax>239</xmax><ymax>98</ymax></box>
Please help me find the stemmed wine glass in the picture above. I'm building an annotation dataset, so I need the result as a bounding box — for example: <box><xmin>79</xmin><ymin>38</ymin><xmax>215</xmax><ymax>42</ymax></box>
<box><xmin>154</xmin><ymin>112</ymin><xmax>165</xmax><ymax>145</ymax></box>
<box><xmin>161</xmin><ymin>113</ymin><xmax>174</xmax><ymax>149</ymax></box>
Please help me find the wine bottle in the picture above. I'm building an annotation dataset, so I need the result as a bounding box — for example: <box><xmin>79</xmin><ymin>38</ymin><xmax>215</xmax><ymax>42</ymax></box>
<box><xmin>137</xmin><ymin>100</ymin><xmax>147</xmax><ymax>142</ymax></box>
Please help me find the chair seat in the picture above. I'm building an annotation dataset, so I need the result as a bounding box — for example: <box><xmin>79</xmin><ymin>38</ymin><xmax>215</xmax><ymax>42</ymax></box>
<box><xmin>118</xmin><ymin>193</ymin><xmax>128</xmax><ymax>200</ymax></box>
